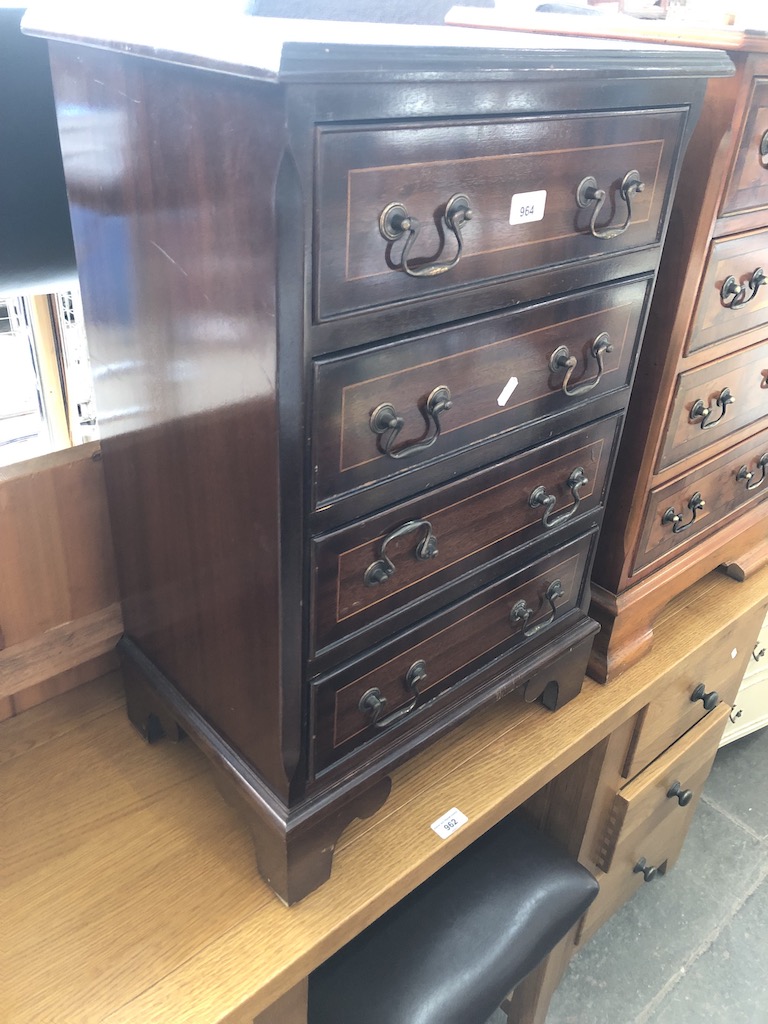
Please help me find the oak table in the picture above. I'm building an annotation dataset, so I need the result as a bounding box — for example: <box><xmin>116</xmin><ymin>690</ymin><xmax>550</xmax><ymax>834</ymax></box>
<box><xmin>3</xmin><ymin>562</ymin><xmax>768</xmax><ymax>1024</ymax></box>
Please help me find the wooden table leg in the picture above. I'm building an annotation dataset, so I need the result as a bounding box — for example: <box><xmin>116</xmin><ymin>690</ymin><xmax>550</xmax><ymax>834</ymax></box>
<box><xmin>248</xmin><ymin>979</ymin><xmax>308</xmax><ymax>1024</ymax></box>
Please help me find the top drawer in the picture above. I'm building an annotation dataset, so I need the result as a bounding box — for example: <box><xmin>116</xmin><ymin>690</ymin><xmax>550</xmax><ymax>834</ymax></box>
<box><xmin>720</xmin><ymin>78</ymin><xmax>768</xmax><ymax>219</ymax></box>
<box><xmin>314</xmin><ymin>109</ymin><xmax>686</xmax><ymax>321</ymax></box>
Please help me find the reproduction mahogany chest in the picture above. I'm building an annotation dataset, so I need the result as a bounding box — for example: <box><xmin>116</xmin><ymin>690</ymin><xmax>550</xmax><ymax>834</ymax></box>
<box><xmin>590</xmin><ymin>41</ymin><xmax>768</xmax><ymax>680</ymax></box>
<box><xmin>26</xmin><ymin>8</ymin><xmax>729</xmax><ymax>902</ymax></box>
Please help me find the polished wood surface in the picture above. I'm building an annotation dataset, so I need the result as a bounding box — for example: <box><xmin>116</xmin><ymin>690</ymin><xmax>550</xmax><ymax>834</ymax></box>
<box><xmin>445</xmin><ymin>7</ymin><xmax>768</xmax><ymax>53</ymax></box>
<box><xmin>315</xmin><ymin>109</ymin><xmax>682</xmax><ymax>319</ymax></box>
<box><xmin>611</xmin><ymin>703</ymin><xmax>730</xmax><ymax>851</ymax></box>
<box><xmin>446</xmin><ymin>7</ymin><xmax>768</xmax><ymax>686</ymax></box>
<box><xmin>621</xmin><ymin>598</ymin><xmax>764</xmax><ymax>779</ymax></box>
<box><xmin>312</xmin><ymin>278</ymin><xmax>648</xmax><ymax>513</ymax></box>
<box><xmin>4</xmin><ymin>563</ymin><xmax>768</xmax><ymax>1024</ymax></box>
<box><xmin>311</xmin><ymin>416</ymin><xmax>618</xmax><ymax>660</ymax></box>
<box><xmin>658</xmin><ymin>339</ymin><xmax>768</xmax><ymax>469</ymax></box>
<box><xmin>31</xmin><ymin>7</ymin><xmax>727</xmax><ymax>900</ymax></box>
<box><xmin>314</xmin><ymin>534</ymin><xmax>592</xmax><ymax>771</ymax></box>
<box><xmin>0</xmin><ymin>443</ymin><xmax>119</xmax><ymax>719</ymax></box>
<box><xmin>721</xmin><ymin>76</ymin><xmax>768</xmax><ymax>215</ymax></box>
<box><xmin>634</xmin><ymin>423</ymin><xmax>768</xmax><ymax>574</ymax></box>
<box><xmin>690</xmin><ymin>227</ymin><xmax>768</xmax><ymax>352</ymax></box>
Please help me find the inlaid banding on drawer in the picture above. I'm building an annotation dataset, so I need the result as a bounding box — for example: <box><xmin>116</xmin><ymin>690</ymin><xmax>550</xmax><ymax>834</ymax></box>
<box><xmin>720</xmin><ymin>78</ymin><xmax>768</xmax><ymax>218</ymax></box>
<box><xmin>658</xmin><ymin>339</ymin><xmax>768</xmax><ymax>471</ymax></box>
<box><xmin>312</xmin><ymin>278</ymin><xmax>649</xmax><ymax>507</ymax></box>
<box><xmin>310</xmin><ymin>415</ymin><xmax>619</xmax><ymax>657</ymax></box>
<box><xmin>632</xmin><ymin>426</ymin><xmax>768</xmax><ymax>577</ymax></box>
<box><xmin>315</xmin><ymin>109</ymin><xmax>684</xmax><ymax>319</ymax></box>
<box><xmin>310</xmin><ymin>532</ymin><xmax>593</xmax><ymax>772</ymax></box>
<box><xmin>688</xmin><ymin>227</ymin><xmax>768</xmax><ymax>354</ymax></box>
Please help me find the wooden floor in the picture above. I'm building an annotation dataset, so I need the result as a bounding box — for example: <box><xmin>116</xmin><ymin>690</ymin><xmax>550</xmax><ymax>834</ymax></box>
<box><xmin>3</xmin><ymin>565</ymin><xmax>768</xmax><ymax>1024</ymax></box>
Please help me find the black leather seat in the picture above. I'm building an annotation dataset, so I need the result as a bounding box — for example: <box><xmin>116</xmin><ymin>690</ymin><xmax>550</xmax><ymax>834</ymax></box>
<box><xmin>0</xmin><ymin>7</ymin><xmax>77</xmax><ymax>294</ymax></box>
<box><xmin>308</xmin><ymin>811</ymin><xmax>598</xmax><ymax>1024</ymax></box>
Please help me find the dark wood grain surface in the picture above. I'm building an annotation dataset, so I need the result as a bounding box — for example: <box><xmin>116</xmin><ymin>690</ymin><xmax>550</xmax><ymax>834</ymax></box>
<box><xmin>634</xmin><ymin>423</ymin><xmax>768</xmax><ymax>577</ymax></box>
<box><xmin>311</xmin><ymin>531</ymin><xmax>595</xmax><ymax>773</ymax></box>
<box><xmin>721</xmin><ymin>76</ymin><xmax>768</xmax><ymax>218</ymax></box>
<box><xmin>658</xmin><ymin>338</ymin><xmax>768</xmax><ymax>470</ymax></box>
<box><xmin>315</xmin><ymin>110</ymin><xmax>684</xmax><ymax>320</ymax></box>
<box><xmin>312</xmin><ymin>279</ymin><xmax>649</xmax><ymax>509</ymax></box>
<box><xmin>311</xmin><ymin>416</ymin><xmax>619</xmax><ymax>659</ymax></box>
<box><xmin>689</xmin><ymin>225</ymin><xmax>768</xmax><ymax>353</ymax></box>
<box><xmin>40</xmin><ymin>14</ymin><xmax>715</xmax><ymax>898</ymax></box>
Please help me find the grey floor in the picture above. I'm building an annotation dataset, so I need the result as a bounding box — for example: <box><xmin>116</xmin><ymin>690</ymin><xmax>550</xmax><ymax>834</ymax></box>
<box><xmin>488</xmin><ymin>725</ymin><xmax>768</xmax><ymax>1024</ymax></box>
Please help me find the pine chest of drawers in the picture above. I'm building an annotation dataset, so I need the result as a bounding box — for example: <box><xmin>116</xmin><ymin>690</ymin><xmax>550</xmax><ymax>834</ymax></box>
<box><xmin>27</xmin><ymin>8</ymin><xmax>728</xmax><ymax>902</ymax></box>
<box><xmin>591</xmin><ymin>42</ymin><xmax>768</xmax><ymax>681</ymax></box>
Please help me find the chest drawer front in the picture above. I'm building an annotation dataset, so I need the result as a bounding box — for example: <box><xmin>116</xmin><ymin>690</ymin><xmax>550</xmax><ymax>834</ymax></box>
<box><xmin>658</xmin><ymin>339</ymin><xmax>768</xmax><ymax>471</ymax></box>
<box><xmin>310</xmin><ymin>531</ymin><xmax>594</xmax><ymax>773</ymax></box>
<box><xmin>688</xmin><ymin>228</ymin><xmax>768</xmax><ymax>354</ymax></box>
<box><xmin>315</xmin><ymin>110</ymin><xmax>684</xmax><ymax>320</ymax></box>
<box><xmin>632</xmin><ymin>425</ymin><xmax>768</xmax><ymax>577</ymax></box>
<box><xmin>721</xmin><ymin>78</ymin><xmax>768</xmax><ymax>219</ymax></box>
<box><xmin>622</xmin><ymin>603</ymin><xmax>764</xmax><ymax>780</ymax></box>
<box><xmin>311</xmin><ymin>415</ymin><xmax>620</xmax><ymax>659</ymax></box>
<box><xmin>312</xmin><ymin>278</ymin><xmax>649</xmax><ymax>509</ymax></box>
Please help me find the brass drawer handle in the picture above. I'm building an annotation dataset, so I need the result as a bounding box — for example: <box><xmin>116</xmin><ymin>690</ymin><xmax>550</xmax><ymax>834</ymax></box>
<box><xmin>760</xmin><ymin>129</ymin><xmax>768</xmax><ymax>165</ymax></box>
<box><xmin>510</xmin><ymin>579</ymin><xmax>564</xmax><ymax>638</ymax></box>
<box><xmin>690</xmin><ymin>682</ymin><xmax>719</xmax><ymax>711</ymax></box>
<box><xmin>720</xmin><ymin>267</ymin><xmax>767</xmax><ymax>308</ymax></box>
<box><xmin>736</xmin><ymin>452</ymin><xmax>768</xmax><ymax>491</ymax></box>
<box><xmin>633</xmin><ymin>857</ymin><xmax>658</xmax><ymax>883</ymax></box>
<box><xmin>364</xmin><ymin>519</ymin><xmax>438</xmax><ymax>587</ymax></box>
<box><xmin>370</xmin><ymin>385</ymin><xmax>452</xmax><ymax>460</ymax></box>
<box><xmin>667</xmin><ymin>781</ymin><xmax>693</xmax><ymax>807</ymax></box>
<box><xmin>358</xmin><ymin>660</ymin><xmax>426</xmax><ymax>730</ymax></box>
<box><xmin>550</xmin><ymin>332</ymin><xmax>613</xmax><ymax>397</ymax></box>
<box><xmin>576</xmin><ymin>169</ymin><xmax>645</xmax><ymax>240</ymax></box>
<box><xmin>662</xmin><ymin>491</ymin><xmax>705</xmax><ymax>533</ymax></box>
<box><xmin>529</xmin><ymin>467</ymin><xmax>589</xmax><ymax>530</ymax></box>
<box><xmin>689</xmin><ymin>386</ymin><xmax>734</xmax><ymax>429</ymax></box>
<box><xmin>379</xmin><ymin>193</ymin><xmax>472</xmax><ymax>278</ymax></box>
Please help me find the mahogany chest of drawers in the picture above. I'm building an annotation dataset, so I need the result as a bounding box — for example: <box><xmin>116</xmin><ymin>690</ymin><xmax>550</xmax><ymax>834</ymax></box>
<box><xmin>591</xmin><ymin>42</ymin><xmax>768</xmax><ymax>681</ymax></box>
<box><xmin>27</xmin><ymin>9</ymin><xmax>728</xmax><ymax>902</ymax></box>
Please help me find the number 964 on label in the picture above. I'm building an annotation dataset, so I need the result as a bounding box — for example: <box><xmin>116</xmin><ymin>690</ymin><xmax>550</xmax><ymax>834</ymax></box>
<box><xmin>509</xmin><ymin>189</ymin><xmax>547</xmax><ymax>226</ymax></box>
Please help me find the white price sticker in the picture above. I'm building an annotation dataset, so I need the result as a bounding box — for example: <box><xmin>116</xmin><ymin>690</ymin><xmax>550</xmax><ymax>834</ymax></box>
<box><xmin>497</xmin><ymin>375</ymin><xmax>519</xmax><ymax>407</ymax></box>
<box><xmin>430</xmin><ymin>807</ymin><xmax>468</xmax><ymax>840</ymax></box>
<box><xmin>509</xmin><ymin>189</ymin><xmax>547</xmax><ymax>226</ymax></box>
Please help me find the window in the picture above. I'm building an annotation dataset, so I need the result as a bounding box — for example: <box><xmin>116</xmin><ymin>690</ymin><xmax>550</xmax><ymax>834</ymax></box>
<box><xmin>0</xmin><ymin>287</ymin><xmax>97</xmax><ymax>467</ymax></box>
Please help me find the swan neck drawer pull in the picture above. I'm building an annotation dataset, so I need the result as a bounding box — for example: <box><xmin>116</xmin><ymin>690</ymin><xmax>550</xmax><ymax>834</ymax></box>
<box><xmin>736</xmin><ymin>452</ymin><xmax>768</xmax><ymax>491</ymax></box>
<box><xmin>364</xmin><ymin>519</ymin><xmax>438</xmax><ymax>587</ymax></box>
<box><xmin>510</xmin><ymin>579</ymin><xmax>564</xmax><ymax>638</ymax></box>
<box><xmin>359</xmin><ymin>660</ymin><xmax>427</xmax><ymax>730</ymax></box>
<box><xmin>576</xmin><ymin>170</ymin><xmax>645</xmax><ymax>240</ymax></box>
<box><xmin>379</xmin><ymin>193</ymin><xmax>472</xmax><ymax>278</ymax></box>
<box><xmin>529</xmin><ymin>467</ymin><xmax>589</xmax><ymax>530</ymax></box>
<box><xmin>662</xmin><ymin>491</ymin><xmax>705</xmax><ymax>533</ymax></box>
<box><xmin>550</xmin><ymin>332</ymin><xmax>613</xmax><ymax>397</ymax></box>
<box><xmin>689</xmin><ymin>386</ymin><xmax>734</xmax><ymax>429</ymax></box>
<box><xmin>370</xmin><ymin>385</ymin><xmax>452</xmax><ymax>460</ymax></box>
<box><xmin>720</xmin><ymin>267</ymin><xmax>767</xmax><ymax>308</ymax></box>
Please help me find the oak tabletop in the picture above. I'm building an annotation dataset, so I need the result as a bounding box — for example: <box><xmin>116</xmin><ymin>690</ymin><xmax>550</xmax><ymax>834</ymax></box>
<box><xmin>3</xmin><ymin>565</ymin><xmax>768</xmax><ymax>1024</ymax></box>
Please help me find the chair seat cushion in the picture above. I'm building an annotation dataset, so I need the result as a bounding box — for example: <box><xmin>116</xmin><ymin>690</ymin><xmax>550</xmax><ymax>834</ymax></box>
<box><xmin>308</xmin><ymin>811</ymin><xmax>599</xmax><ymax>1024</ymax></box>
